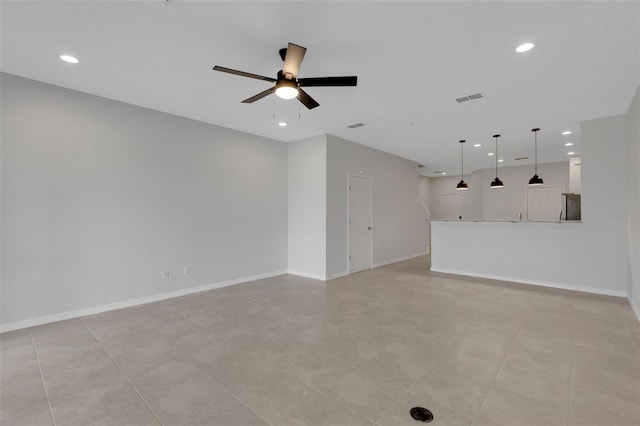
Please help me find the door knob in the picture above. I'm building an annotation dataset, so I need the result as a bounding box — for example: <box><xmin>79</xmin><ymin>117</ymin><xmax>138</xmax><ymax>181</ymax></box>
<box><xmin>368</xmin><ymin>226</ymin><xmax>372</xmax><ymax>230</ymax></box>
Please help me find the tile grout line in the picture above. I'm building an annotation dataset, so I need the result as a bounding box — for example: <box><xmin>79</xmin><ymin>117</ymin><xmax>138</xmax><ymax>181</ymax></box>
<box><xmin>123</xmin><ymin>308</ymin><xmax>276</xmax><ymax>426</ymax></box>
<box><xmin>566</xmin><ymin>304</ymin><xmax>576</xmax><ymax>426</ymax></box>
<box><xmin>214</xmin><ymin>327</ymin><xmax>376</xmax><ymax>424</ymax></box>
<box><xmin>618</xmin><ymin>305</ymin><xmax>640</xmax><ymax>355</ymax></box>
<box><xmin>470</xmin><ymin>313</ymin><xmax>522</xmax><ymax>425</ymax></box>
<box><xmin>30</xmin><ymin>331</ymin><xmax>57</xmax><ymax>426</ymax></box>
<box><xmin>122</xmin><ymin>310</ymin><xmax>191</xmax><ymax>362</ymax></box>
<box><xmin>373</xmin><ymin>388</ymin><xmax>409</xmax><ymax>426</ymax></box>
<box><xmin>214</xmin><ymin>344</ymin><xmax>371</xmax><ymax>425</ymax></box>
<box><xmin>80</xmin><ymin>318</ymin><xmax>166</xmax><ymax>426</ymax></box>
<box><xmin>218</xmin><ymin>380</ymin><xmax>278</xmax><ymax>426</ymax></box>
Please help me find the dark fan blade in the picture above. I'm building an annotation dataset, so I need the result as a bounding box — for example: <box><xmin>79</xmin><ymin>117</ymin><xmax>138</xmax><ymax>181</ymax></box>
<box><xmin>297</xmin><ymin>88</ymin><xmax>319</xmax><ymax>110</ymax></box>
<box><xmin>242</xmin><ymin>87</ymin><xmax>276</xmax><ymax>103</ymax></box>
<box><xmin>298</xmin><ymin>76</ymin><xmax>358</xmax><ymax>87</ymax></box>
<box><xmin>213</xmin><ymin>66</ymin><xmax>276</xmax><ymax>83</ymax></box>
<box><xmin>282</xmin><ymin>43</ymin><xmax>306</xmax><ymax>79</ymax></box>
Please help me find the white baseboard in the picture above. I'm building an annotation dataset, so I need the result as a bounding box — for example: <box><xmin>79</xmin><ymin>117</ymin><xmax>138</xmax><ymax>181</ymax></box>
<box><xmin>287</xmin><ymin>270</ymin><xmax>326</xmax><ymax>281</ymax></box>
<box><xmin>327</xmin><ymin>271</ymin><xmax>349</xmax><ymax>280</ymax></box>
<box><xmin>430</xmin><ymin>267</ymin><xmax>628</xmax><ymax>298</ymax></box>
<box><xmin>288</xmin><ymin>253</ymin><xmax>429</xmax><ymax>282</ymax></box>
<box><xmin>372</xmin><ymin>252</ymin><xmax>429</xmax><ymax>269</ymax></box>
<box><xmin>629</xmin><ymin>297</ymin><xmax>640</xmax><ymax>323</ymax></box>
<box><xmin>0</xmin><ymin>269</ymin><xmax>288</xmax><ymax>333</ymax></box>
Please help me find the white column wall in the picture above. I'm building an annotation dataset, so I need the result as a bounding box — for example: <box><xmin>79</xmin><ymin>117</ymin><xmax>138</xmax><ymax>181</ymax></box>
<box><xmin>287</xmin><ymin>135</ymin><xmax>327</xmax><ymax>280</ymax></box>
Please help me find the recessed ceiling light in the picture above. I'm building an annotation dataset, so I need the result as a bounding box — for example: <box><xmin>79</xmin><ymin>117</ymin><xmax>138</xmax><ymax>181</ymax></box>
<box><xmin>278</xmin><ymin>121</ymin><xmax>287</xmax><ymax>127</ymax></box>
<box><xmin>488</xmin><ymin>152</ymin><xmax>495</xmax><ymax>156</ymax></box>
<box><xmin>562</xmin><ymin>130</ymin><xmax>572</xmax><ymax>135</ymax></box>
<box><xmin>515</xmin><ymin>42</ymin><xmax>535</xmax><ymax>53</ymax></box>
<box><xmin>567</xmin><ymin>151</ymin><xmax>575</xmax><ymax>155</ymax></box>
<box><xmin>473</xmin><ymin>144</ymin><xmax>481</xmax><ymax>148</ymax></box>
<box><xmin>59</xmin><ymin>54</ymin><xmax>79</xmax><ymax>64</ymax></box>
<box><xmin>498</xmin><ymin>159</ymin><xmax>504</xmax><ymax>163</ymax></box>
<box><xmin>564</xmin><ymin>142</ymin><xmax>574</xmax><ymax>146</ymax></box>
<box><xmin>441</xmin><ymin>172</ymin><xmax>446</xmax><ymax>175</ymax></box>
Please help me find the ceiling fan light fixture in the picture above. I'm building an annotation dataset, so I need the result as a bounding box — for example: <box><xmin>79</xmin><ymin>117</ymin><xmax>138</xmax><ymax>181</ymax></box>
<box><xmin>275</xmin><ymin>79</ymin><xmax>299</xmax><ymax>100</ymax></box>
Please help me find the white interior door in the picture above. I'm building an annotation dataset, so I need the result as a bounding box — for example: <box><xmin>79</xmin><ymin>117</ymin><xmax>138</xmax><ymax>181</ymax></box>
<box><xmin>437</xmin><ymin>194</ymin><xmax>462</xmax><ymax>219</ymax></box>
<box><xmin>527</xmin><ymin>186</ymin><xmax>562</xmax><ymax>221</ymax></box>
<box><xmin>349</xmin><ymin>175</ymin><xmax>372</xmax><ymax>273</ymax></box>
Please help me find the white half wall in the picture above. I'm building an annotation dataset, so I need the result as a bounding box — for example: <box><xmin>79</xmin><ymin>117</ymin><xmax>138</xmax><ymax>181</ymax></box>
<box><xmin>326</xmin><ymin>135</ymin><xmax>429</xmax><ymax>277</ymax></box>
<box><xmin>1</xmin><ymin>73</ymin><xmax>288</xmax><ymax>327</ymax></box>
<box><xmin>287</xmin><ymin>135</ymin><xmax>327</xmax><ymax>280</ymax></box>
<box><xmin>430</xmin><ymin>221</ymin><xmax>626</xmax><ymax>296</ymax></box>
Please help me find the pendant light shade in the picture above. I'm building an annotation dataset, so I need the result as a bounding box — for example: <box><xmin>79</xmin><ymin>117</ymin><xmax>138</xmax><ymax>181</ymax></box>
<box><xmin>490</xmin><ymin>134</ymin><xmax>504</xmax><ymax>188</ymax></box>
<box><xmin>529</xmin><ymin>175</ymin><xmax>544</xmax><ymax>185</ymax></box>
<box><xmin>456</xmin><ymin>180</ymin><xmax>469</xmax><ymax>190</ymax></box>
<box><xmin>456</xmin><ymin>140</ymin><xmax>469</xmax><ymax>190</ymax></box>
<box><xmin>490</xmin><ymin>177</ymin><xmax>504</xmax><ymax>188</ymax></box>
<box><xmin>529</xmin><ymin>128</ymin><xmax>544</xmax><ymax>186</ymax></box>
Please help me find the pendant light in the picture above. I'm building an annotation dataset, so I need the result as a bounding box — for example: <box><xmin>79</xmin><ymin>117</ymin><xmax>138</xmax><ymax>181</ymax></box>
<box><xmin>456</xmin><ymin>140</ymin><xmax>469</xmax><ymax>190</ymax></box>
<box><xmin>528</xmin><ymin>128</ymin><xmax>544</xmax><ymax>185</ymax></box>
<box><xmin>490</xmin><ymin>134</ymin><xmax>504</xmax><ymax>188</ymax></box>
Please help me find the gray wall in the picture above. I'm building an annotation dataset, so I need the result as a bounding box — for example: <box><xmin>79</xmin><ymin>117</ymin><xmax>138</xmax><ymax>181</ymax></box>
<box><xmin>1</xmin><ymin>73</ymin><xmax>288</xmax><ymax>325</ymax></box>
<box><xmin>626</xmin><ymin>87</ymin><xmax>640</xmax><ymax>313</ymax></box>
<box><xmin>480</xmin><ymin>162</ymin><xmax>570</xmax><ymax>221</ymax></box>
<box><xmin>326</xmin><ymin>135</ymin><xmax>428</xmax><ymax>276</ymax></box>
<box><xmin>288</xmin><ymin>135</ymin><xmax>326</xmax><ymax>279</ymax></box>
<box><xmin>418</xmin><ymin>175</ymin><xmax>432</xmax><ymax>217</ymax></box>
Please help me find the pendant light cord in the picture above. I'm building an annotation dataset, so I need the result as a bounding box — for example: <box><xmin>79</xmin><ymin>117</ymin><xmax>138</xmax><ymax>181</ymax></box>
<box><xmin>533</xmin><ymin>128</ymin><xmax>539</xmax><ymax>175</ymax></box>
<box><xmin>494</xmin><ymin>135</ymin><xmax>499</xmax><ymax>178</ymax></box>
<box><xmin>460</xmin><ymin>140</ymin><xmax>464</xmax><ymax>179</ymax></box>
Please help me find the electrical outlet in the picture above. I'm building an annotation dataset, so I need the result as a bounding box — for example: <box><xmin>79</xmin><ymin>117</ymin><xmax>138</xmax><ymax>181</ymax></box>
<box><xmin>161</xmin><ymin>270</ymin><xmax>170</xmax><ymax>279</ymax></box>
<box><xmin>183</xmin><ymin>266</ymin><xmax>190</xmax><ymax>276</ymax></box>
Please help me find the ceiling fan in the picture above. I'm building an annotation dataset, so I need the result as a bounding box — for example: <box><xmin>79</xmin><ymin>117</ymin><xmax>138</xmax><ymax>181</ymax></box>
<box><xmin>213</xmin><ymin>42</ymin><xmax>357</xmax><ymax>110</ymax></box>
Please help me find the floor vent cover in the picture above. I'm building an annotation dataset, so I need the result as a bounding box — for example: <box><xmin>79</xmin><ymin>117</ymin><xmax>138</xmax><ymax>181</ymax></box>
<box><xmin>410</xmin><ymin>407</ymin><xmax>434</xmax><ymax>422</ymax></box>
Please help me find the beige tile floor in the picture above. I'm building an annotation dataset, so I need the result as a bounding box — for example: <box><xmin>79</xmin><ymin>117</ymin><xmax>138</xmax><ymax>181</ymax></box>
<box><xmin>1</xmin><ymin>256</ymin><xmax>639</xmax><ymax>426</ymax></box>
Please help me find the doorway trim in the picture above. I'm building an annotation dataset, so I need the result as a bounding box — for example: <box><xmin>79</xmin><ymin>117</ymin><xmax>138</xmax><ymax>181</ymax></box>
<box><xmin>347</xmin><ymin>173</ymin><xmax>373</xmax><ymax>275</ymax></box>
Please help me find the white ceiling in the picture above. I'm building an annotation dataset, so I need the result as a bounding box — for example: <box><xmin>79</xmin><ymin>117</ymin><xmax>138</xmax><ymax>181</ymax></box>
<box><xmin>2</xmin><ymin>1</ymin><xmax>638</xmax><ymax>176</ymax></box>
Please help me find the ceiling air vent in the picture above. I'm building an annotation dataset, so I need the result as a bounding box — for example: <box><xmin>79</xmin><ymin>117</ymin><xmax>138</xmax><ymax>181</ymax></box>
<box><xmin>514</xmin><ymin>156</ymin><xmax>529</xmax><ymax>161</ymax></box>
<box><xmin>456</xmin><ymin>93</ymin><xmax>483</xmax><ymax>103</ymax></box>
<box><xmin>347</xmin><ymin>122</ymin><xmax>365</xmax><ymax>129</ymax></box>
